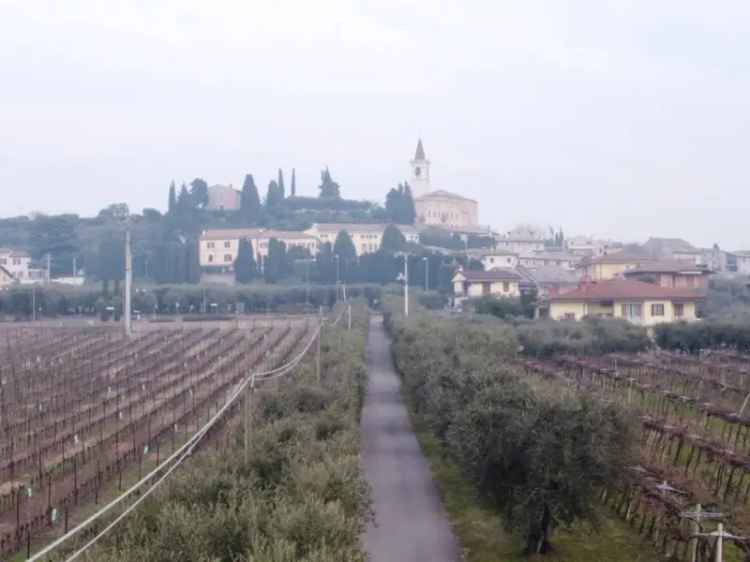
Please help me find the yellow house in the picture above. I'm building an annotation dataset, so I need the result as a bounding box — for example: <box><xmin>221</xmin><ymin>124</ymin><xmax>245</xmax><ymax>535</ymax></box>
<box><xmin>452</xmin><ymin>268</ymin><xmax>522</xmax><ymax>305</ymax></box>
<box><xmin>577</xmin><ymin>253</ymin><xmax>656</xmax><ymax>281</ymax></box>
<box><xmin>199</xmin><ymin>228</ymin><xmax>320</xmax><ymax>270</ymax></box>
<box><xmin>545</xmin><ymin>279</ymin><xmax>702</xmax><ymax>326</ymax></box>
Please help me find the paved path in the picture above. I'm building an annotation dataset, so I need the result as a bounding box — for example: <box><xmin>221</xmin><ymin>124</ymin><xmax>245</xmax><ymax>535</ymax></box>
<box><xmin>361</xmin><ymin>315</ymin><xmax>462</xmax><ymax>562</ymax></box>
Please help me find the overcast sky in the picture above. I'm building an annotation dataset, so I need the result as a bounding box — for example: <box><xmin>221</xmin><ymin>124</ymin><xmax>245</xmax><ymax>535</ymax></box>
<box><xmin>2</xmin><ymin>1</ymin><xmax>749</xmax><ymax>249</ymax></box>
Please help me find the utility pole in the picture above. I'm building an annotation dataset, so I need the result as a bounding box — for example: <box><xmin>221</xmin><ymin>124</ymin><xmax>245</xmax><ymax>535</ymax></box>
<box><xmin>45</xmin><ymin>253</ymin><xmax>51</xmax><ymax>284</ymax></box>
<box><xmin>423</xmin><ymin>256</ymin><xmax>429</xmax><ymax>291</ymax></box>
<box><xmin>244</xmin><ymin>373</ymin><xmax>256</xmax><ymax>463</ymax></box>
<box><xmin>404</xmin><ymin>254</ymin><xmax>409</xmax><ymax>317</ymax></box>
<box><xmin>347</xmin><ymin>304</ymin><xmax>352</xmax><ymax>331</ymax></box>
<box><xmin>31</xmin><ymin>286</ymin><xmax>36</xmax><ymax>322</ymax></box>
<box><xmin>72</xmin><ymin>256</ymin><xmax>77</xmax><ymax>278</ymax></box>
<box><xmin>316</xmin><ymin>308</ymin><xmax>323</xmax><ymax>383</ymax></box>
<box><xmin>124</xmin><ymin>230</ymin><xmax>132</xmax><ymax>337</ymax></box>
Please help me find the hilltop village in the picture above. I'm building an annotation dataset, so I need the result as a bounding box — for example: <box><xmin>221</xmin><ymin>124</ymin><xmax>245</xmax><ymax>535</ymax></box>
<box><xmin>1</xmin><ymin>140</ymin><xmax>749</xmax><ymax>325</ymax></box>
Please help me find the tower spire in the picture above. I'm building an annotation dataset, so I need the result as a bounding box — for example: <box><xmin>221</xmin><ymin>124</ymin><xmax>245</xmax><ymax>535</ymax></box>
<box><xmin>414</xmin><ymin>138</ymin><xmax>426</xmax><ymax>160</ymax></box>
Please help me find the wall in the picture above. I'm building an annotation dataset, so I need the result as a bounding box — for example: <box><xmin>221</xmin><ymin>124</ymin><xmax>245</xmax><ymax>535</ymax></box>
<box><xmin>549</xmin><ymin>301</ymin><xmax>587</xmax><ymax>320</ymax></box>
<box><xmin>482</xmin><ymin>254</ymin><xmax>518</xmax><ymax>269</ymax></box>
<box><xmin>585</xmin><ymin>262</ymin><xmax>637</xmax><ymax>281</ymax></box>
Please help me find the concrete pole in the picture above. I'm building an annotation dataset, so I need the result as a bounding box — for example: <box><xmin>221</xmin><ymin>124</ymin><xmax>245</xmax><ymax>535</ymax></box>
<box><xmin>124</xmin><ymin>230</ymin><xmax>133</xmax><ymax>337</ymax></box>
<box><xmin>424</xmin><ymin>257</ymin><xmax>429</xmax><ymax>291</ymax></box>
<box><xmin>244</xmin><ymin>373</ymin><xmax>256</xmax><ymax>463</ymax></box>
<box><xmin>404</xmin><ymin>255</ymin><xmax>409</xmax><ymax>317</ymax></box>
<box><xmin>347</xmin><ymin>304</ymin><xmax>352</xmax><ymax>331</ymax></box>
<box><xmin>32</xmin><ymin>286</ymin><xmax>36</xmax><ymax>322</ymax></box>
<box><xmin>716</xmin><ymin>523</ymin><xmax>723</xmax><ymax>562</ymax></box>
<box><xmin>690</xmin><ymin>504</ymin><xmax>700</xmax><ymax>562</ymax></box>
<box><xmin>45</xmin><ymin>253</ymin><xmax>51</xmax><ymax>284</ymax></box>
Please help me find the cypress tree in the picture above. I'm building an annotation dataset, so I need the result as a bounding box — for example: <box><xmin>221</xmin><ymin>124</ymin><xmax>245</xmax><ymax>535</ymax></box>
<box><xmin>403</xmin><ymin>182</ymin><xmax>417</xmax><ymax>225</ymax></box>
<box><xmin>240</xmin><ymin>174</ymin><xmax>262</xmax><ymax>225</ymax></box>
<box><xmin>381</xmin><ymin>224</ymin><xmax>407</xmax><ymax>253</ymax></box>
<box><xmin>168</xmin><ymin>181</ymin><xmax>177</xmax><ymax>215</ymax></box>
<box><xmin>291</xmin><ymin>168</ymin><xmax>297</xmax><ymax>197</ymax></box>
<box><xmin>264</xmin><ymin>238</ymin><xmax>288</xmax><ymax>283</ymax></box>
<box><xmin>277</xmin><ymin>169</ymin><xmax>285</xmax><ymax>199</ymax></box>
<box><xmin>333</xmin><ymin>230</ymin><xmax>357</xmax><ymax>281</ymax></box>
<box><xmin>266</xmin><ymin>180</ymin><xmax>284</xmax><ymax>211</ymax></box>
<box><xmin>235</xmin><ymin>239</ymin><xmax>257</xmax><ymax>284</ymax></box>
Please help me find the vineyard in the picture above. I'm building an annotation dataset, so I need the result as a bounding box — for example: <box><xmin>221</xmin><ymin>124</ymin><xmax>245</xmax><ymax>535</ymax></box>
<box><xmin>519</xmin><ymin>348</ymin><xmax>750</xmax><ymax>561</ymax></box>
<box><xmin>0</xmin><ymin>317</ymin><xmax>320</xmax><ymax>560</ymax></box>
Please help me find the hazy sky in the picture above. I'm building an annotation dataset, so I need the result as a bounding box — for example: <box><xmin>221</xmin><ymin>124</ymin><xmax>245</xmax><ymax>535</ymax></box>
<box><xmin>2</xmin><ymin>1</ymin><xmax>749</xmax><ymax>249</ymax></box>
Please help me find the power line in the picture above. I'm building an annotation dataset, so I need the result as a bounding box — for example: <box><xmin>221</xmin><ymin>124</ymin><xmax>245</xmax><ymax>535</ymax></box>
<box><xmin>27</xmin><ymin>320</ymin><xmax>326</xmax><ymax>562</ymax></box>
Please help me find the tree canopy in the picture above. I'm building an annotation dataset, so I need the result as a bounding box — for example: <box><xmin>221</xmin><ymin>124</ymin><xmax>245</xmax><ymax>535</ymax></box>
<box><xmin>318</xmin><ymin>168</ymin><xmax>341</xmax><ymax>199</ymax></box>
<box><xmin>385</xmin><ymin>182</ymin><xmax>416</xmax><ymax>225</ymax></box>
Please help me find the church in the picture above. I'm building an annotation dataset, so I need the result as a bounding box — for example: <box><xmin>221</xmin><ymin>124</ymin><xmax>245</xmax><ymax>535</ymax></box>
<box><xmin>410</xmin><ymin>140</ymin><xmax>479</xmax><ymax>229</ymax></box>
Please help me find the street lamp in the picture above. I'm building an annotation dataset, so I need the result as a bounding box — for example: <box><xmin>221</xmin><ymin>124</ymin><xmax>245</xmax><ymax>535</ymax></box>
<box><xmin>396</xmin><ymin>252</ymin><xmax>409</xmax><ymax>317</ymax></box>
<box><xmin>422</xmin><ymin>256</ymin><xmax>429</xmax><ymax>291</ymax></box>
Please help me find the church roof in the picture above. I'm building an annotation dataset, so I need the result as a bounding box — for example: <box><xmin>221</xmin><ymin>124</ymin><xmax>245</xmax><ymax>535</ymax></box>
<box><xmin>414</xmin><ymin>139</ymin><xmax>426</xmax><ymax>161</ymax></box>
<box><xmin>415</xmin><ymin>190</ymin><xmax>477</xmax><ymax>203</ymax></box>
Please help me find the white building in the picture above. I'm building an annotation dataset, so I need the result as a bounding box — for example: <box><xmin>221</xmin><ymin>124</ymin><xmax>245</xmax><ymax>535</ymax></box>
<box><xmin>410</xmin><ymin>140</ymin><xmax>480</xmax><ymax>229</ymax></box>
<box><xmin>305</xmin><ymin>223</ymin><xmax>420</xmax><ymax>256</ymax></box>
<box><xmin>494</xmin><ymin>226</ymin><xmax>546</xmax><ymax>254</ymax></box>
<box><xmin>0</xmin><ymin>248</ymin><xmax>32</xmax><ymax>282</ymax></box>
<box><xmin>480</xmin><ymin>251</ymin><xmax>519</xmax><ymax>271</ymax></box>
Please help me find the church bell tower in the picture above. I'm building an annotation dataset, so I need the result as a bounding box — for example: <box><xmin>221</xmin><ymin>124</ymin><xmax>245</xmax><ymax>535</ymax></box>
<box><xmin>410</xmin><ymin>139</ymin><xmax>431</xmax><ymax>196</ymax></box>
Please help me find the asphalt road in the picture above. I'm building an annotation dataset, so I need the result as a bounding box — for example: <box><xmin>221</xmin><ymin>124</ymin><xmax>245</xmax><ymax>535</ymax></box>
<box><xmin>361</xmin><ymin>315</ymin><xmax>462</xmax><ymax>562</ymax></box>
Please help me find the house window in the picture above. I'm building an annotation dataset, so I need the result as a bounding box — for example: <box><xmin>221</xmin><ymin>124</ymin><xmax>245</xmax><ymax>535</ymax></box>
<box><xmin>563</xmin><ymin>312</ymin><xmax>576</xmax><ymax>320</ymax></box>
<box><xmin>503</xmin><ymin>281</ymin><xmax>510</xmax><ymax>292</ymax></box>
<box><xmin>224</xmin><ymin>254</ymin><xmax>232</xmax><ymax>262</ymax></box>
<box><xmin>224</xmin><ymin>241</ymin><xmax>231</xmax><ymax>248</ymax></box>
<box><xmin>13</xmin><ymin>258</ymin><xmax>21</xmax><ymax>265</ymax></box>
<box><xmin>207</xmin><ymin>242</ymin><xmax>215</xmax><ymax>249</ymax></box>
<box><xmin>482</xmin><ymin>282</ymin><xmax>491</xmax><ymax>296</ymax></box>
<box><xmin>651</xmin><ymin>304</ymin><xmax>665</xmax><ymax>317</ymax></box>
<box><xmin>674</xmin><ymin>303</ymin><xmax>684</xmax><ymax>318</ymax></box>
<box><xmin>621</xmin><ymin>303</ymin><xmax>642</xmax><ymax>319</ymax></box>
<box><xmin>208</xmin><ymin>255</ymin><xmax>214</xmax><ymax>263</ymax></box>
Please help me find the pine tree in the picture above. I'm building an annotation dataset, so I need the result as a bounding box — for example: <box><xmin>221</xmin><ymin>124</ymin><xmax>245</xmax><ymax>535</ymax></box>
<box><xmin>318</xmin><ymin>167</ymin><xmax>341</xmax><ymax>199</ymax></box>
<box><xmin>291</xmin><ymin>168</ymin><xmax>297</xmax><ymax>197</ymax></box>
<box><xmin>240</xmin><ymin>174</ymin><xmax>262</xmax><ymax>225</ymax></box>
<box><xmin>277</xmin><ymin>169</ymin><xmax>285</xmax><ymax>199</ymax></box>
<box><xmin>168</xmin><ymin>181</ymin><xmax>177</xmax><ymax>215</ymax></box>
<box><xmin>235</xmin><ymin>239</ymin><xmax>257</xmax><ymax>284</ymax></box>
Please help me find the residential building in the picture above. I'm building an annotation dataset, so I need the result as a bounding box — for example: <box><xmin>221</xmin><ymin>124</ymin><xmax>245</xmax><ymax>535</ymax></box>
<box><xmin>544</xmin><ymin>279</ymin><xmax>703</xmax><ymax>325</ymax></box>
<box><xmin>726</xmin><ymin>251</ymin><xmax>750</xmax><ymax>274</ymax></box>
<box><xmin>0</xmin><ymin>248</ymin><xmax>32</xmax><ymax>282</ymax></box>
<box><xmin>0</xmin><ymin>266</ymin><xmax>14</xmax><ymax>288</ymax></box>
<box><xmin>305</xmin><ymin>223</ymin><xmax>420</xmax><ymax>256</ymax></box>
<box><xmin>410</xmin><ymin>140</ymin><xmax>480</xmax><ymax>228</ymax></box>
<box><xmin>480</xmin><ymin>251</ymin><xmax>519</xmax><ymax>271</ymax></box>
<box><xmin>452</xmin><ymin>268</ymin><xmax>522</xmax><ymax>305</ymax></box>
<box><xmin>494</xmin><ymin>225</ymin><xmax>546</xmax><ymax>255</ymax></box>
<box><xmin>518</xmin><ymin>251</ymin><xmax>579</xmax><ymax>271</ymax></box>
<box><xmin>577</xmin><ymin>252</ymin><xmax>655</xmax><ymax>281</ymax></box>
<box><xmin>206</xmin><ymin>184</ymin><xmax>241</xmax><ymax>211</ymax></box>
<box><xmin>199</xmin><ymin>228</ymin><xmax>319</xmax><ymax>271</ymax></box>
<box><xmin>565</xmin><ymin>236</ymin><xmax>621</xmax><ymax>258</ymax></box>
<box><xmin>516</xmin><ymin>265</ymin><xmax>580</xmax><ymax>298</ymax></box>
<box><xmin>623</xmin><ymin>260</ymin><xmax>712</xmax><ymax>292</ymax></box>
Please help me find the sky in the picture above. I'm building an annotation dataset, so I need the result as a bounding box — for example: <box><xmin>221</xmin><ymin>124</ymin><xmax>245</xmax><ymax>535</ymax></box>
<box><xmin>2</xmin><ymin>0</ymin><xmax>749</xmax><ymax>249</ymax></box>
